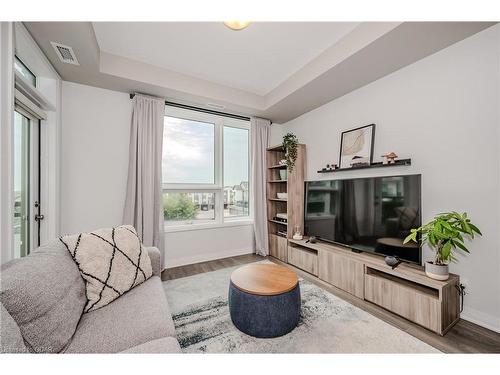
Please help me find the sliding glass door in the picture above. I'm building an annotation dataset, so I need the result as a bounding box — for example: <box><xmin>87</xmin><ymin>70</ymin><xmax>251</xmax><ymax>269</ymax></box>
<box><xmin>13</xmin><ymin>109</ymin><xmax>40</xmax><ymax>258</ymax></box>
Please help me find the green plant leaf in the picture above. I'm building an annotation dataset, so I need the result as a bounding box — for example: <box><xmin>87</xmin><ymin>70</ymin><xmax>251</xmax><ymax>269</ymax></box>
<box><xmin>468</xmin><ymin>223</ymin><xmax>482</xmax><ymax>235</ymax></box>
<box><xmin>441</xmin><ymin>242</ymin><xmax>452</xmax><ymax>262</ymax></box>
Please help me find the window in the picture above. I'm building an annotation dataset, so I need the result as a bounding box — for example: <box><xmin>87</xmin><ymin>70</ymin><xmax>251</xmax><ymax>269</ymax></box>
<box><xmin>162</xmin><ymin>107</ymin><xmax>250</xmax><ymax>229</ymax></box>
<box><xmin>14</xmin><ymin>56</ymin><xmax>36</xmax><ymax>87</ymax></box>
<box><xmin>223</xmin><ymin>126</ymin><xmax>249</xmax><ymax>218</ymax></box>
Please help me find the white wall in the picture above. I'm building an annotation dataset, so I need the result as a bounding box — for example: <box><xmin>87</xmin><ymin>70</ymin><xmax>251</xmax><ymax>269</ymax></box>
<box><xmin>61</xmin><ymin>81</ymin><xmax>255</xmax><ymax>267</ymax></box>
<box><xmin>271</xmin><ymin>25</ymin><xmax>500</xmax><ymax>332</ymax></box>
<box><xmin>61</xmin><ymin>81</ymin><xmax>132</xmax><ymax>234</ymax></box>
<box><xmin>268</xmin><ymin>123</ymin><xmax>284</xmax><ymax>146</ymax></box>
<box><xmin>164</xmin><ymin>225</ymin><xmax>254</xmax><ymax>268</ymax></box>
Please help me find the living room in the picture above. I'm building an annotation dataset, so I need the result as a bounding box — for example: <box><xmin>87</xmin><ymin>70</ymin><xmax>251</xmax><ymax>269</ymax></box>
<box><xmin>1</xmin><ymin>0</ymin><xmax>500</xmax><ymax>372</ymax></box>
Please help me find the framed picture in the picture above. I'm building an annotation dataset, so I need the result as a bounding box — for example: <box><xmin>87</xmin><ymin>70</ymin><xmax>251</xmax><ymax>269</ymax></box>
<box><xmin>339</xmin><ymin>124</ymin><xmax>375</xmax><ymax>169</ymax></box>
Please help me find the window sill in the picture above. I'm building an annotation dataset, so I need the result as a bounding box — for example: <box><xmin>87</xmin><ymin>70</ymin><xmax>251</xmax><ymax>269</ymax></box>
<box><xmin>164</xmin><ymin>219</ymin><xmax>254</xmax><ymax>234</ymax></box>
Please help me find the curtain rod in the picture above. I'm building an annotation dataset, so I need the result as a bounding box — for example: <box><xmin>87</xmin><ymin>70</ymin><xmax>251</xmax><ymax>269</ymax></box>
<box><xmin>129</xmin><ymin>93</ymin><xmax>264</xmax><ymax>123</ymax></box>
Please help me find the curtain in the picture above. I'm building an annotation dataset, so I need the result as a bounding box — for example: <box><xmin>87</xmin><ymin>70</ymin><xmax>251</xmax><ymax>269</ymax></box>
<box><xmin>0</xmin><ymin>22</ymin><xmax>15</xmax><ymax>265</ymax></box>
<box><xmin>123</xmin><ymin>94</ymin><xmax>166</xmax><ymax>269</ymax></box>
<box><xmin>251</xmin><ymin>117</ymin><xmax>271</xmax><ymax>256</ymax></box>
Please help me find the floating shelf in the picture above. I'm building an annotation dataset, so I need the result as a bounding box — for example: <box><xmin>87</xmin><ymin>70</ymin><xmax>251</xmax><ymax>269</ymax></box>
<box><xmin>317</xmin><ymin>159</ymin><xmax>411</xmax><ymax>174</ymax></box>
<box><xmin>267</xmin><ymin>145</ymin><xmax>285</xmax><ymax>152</ymax></box>
<box><xmin>268</xmin><ymin>198</ymin><xmax>287</xmax><ymax>202</ymax></box>
<box><xmin>268</xmin><ymin>180</ymin><xmax>287</xmax><ymax>183</ymax></box>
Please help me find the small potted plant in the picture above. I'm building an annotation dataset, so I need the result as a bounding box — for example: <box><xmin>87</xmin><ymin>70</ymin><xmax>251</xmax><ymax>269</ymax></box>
<box><xmin>404</xmin><ymin>212</ymin><xmax>481</xmax><ymax>280</ymax></box>
<box><xmin>282</xmin><ymin>132</ymin><xmax>298</xmax><ymax>173</ymax></box>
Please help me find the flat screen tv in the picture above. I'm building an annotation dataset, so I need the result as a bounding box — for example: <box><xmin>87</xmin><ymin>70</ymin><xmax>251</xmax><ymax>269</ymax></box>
<box><xmin>304</xmin><ymin>174</ymin><xmax>422</xmax><ymax>264</ymax></box>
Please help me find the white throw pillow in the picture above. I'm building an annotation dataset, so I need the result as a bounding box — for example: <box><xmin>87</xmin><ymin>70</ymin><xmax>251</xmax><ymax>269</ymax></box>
<box><xmin>59</xmin><ymin>225</ymin><xmax>153</xmax><ymax>313</ymax></box>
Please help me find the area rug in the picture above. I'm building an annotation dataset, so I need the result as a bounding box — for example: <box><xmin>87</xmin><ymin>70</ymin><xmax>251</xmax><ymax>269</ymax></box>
<box><xmin>163</xmin><ymin>262</ymin><xmax>440</xmax><ymax>353</ymax></box>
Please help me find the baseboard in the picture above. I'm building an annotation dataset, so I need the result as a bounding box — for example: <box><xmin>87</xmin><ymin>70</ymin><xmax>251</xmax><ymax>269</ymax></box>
<box><xmin>461</xmin><ymin>308</ymin><xmax>500</xmax><ymax>333</ymax></box>
<box><xmin>165</xmin><ymin>248</ymin><xmax>255</xmax><ymax>269</ymax></box>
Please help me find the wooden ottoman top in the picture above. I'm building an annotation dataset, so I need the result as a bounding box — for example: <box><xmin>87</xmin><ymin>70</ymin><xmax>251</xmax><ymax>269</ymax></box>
<box><xmin>230</xmin><ymin>263</ymin><xmax>299</xmax><ymax>296</ymax></box>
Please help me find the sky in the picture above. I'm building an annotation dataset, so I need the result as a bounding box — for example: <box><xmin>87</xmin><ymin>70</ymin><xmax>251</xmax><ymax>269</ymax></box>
<box><xmin>162</xmin><ymin>116</ymin><xmax>248</xmax><ymax>186</ymax></box>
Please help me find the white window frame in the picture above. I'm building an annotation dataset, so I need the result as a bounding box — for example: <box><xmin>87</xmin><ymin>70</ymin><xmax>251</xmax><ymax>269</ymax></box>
<box><xmin>163</xmin><ymin>106</ymin><xmax>252</xmax><ymax>232</ymax></box>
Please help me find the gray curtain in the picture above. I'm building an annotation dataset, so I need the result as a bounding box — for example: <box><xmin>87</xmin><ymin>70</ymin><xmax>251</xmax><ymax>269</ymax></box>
<box><xmin>251</xmin><ymin>117</ymin><xmax>271</xmax><ymax>256</ymax></box>
<box><xmin>123</xmin><ymin>94</ymin><xmax>165</xmax><ymax>269</ymax></box>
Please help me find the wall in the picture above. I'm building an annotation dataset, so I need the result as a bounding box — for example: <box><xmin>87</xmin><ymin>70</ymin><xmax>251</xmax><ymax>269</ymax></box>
<box><xmin>61</xmin><ymin>81</ymin><xmax>255</xmax><ymax>268</ymax></box>
<box><xmin>61</xmin><ymin>81</ymin><xmax>132</xmax><ymax>234</ymax></box>
<box><xmin>268</xmin><ymin>123</ymin><xmax>284</xmax><ymax>146</ymax></box>
<box><xmin>271</xmin><ymin>25</ymin><xmax>500</xmax><ymax>332</ymax></box>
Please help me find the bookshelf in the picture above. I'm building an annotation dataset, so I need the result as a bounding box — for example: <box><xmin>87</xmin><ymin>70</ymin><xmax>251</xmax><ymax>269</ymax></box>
<box><xmin>266</xmin><ymin>143</ymin><xmax>306</xmax><ymax>262</ymax></box>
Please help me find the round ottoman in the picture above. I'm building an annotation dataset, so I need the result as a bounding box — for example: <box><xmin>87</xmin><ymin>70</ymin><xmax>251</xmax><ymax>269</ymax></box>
<box><xmin>228</xmin><ymin>263</ymin><xmax>301</xmax><ymax>338</ymax></box>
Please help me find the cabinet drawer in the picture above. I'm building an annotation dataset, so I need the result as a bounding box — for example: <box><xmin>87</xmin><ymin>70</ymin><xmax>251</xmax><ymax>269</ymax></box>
<box><xmin>287</xmin><ymin>246</ymin><xmax>318</xmax><ymax>276</ymax></box>
<box><xmin>364</xmin><ymin>273</ymin><xmax>441</xmax><ymax>333</ymax></box>
<box><xmin>318</xmin><ymin>250</ymin><xmax>364</xmax><ymax>298</ymax></box>
<box><xmin>269</xmin><ymin>234</ymin><xmax>287</xmax><ymax>262</ymax></box>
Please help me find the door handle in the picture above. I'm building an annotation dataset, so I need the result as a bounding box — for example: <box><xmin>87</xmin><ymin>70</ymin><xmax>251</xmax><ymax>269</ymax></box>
<box><xmin>34</xmin><ymin>214</ymin><xmax>44</xmax><ymax>221</ymax></box>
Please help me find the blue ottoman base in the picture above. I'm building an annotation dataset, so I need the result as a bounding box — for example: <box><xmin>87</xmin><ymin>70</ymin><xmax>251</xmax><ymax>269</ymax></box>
<box><xmin>228</xmin><ymin>281</ymin><xmax>301</xmax><ymax>338</ymax></box>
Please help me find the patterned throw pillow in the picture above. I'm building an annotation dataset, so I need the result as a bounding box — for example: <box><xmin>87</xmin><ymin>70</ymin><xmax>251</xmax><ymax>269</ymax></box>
<box><xmin>59</xmin><ymin>225</ymin><xmax>152</xmax><ymax>313</ymax></box>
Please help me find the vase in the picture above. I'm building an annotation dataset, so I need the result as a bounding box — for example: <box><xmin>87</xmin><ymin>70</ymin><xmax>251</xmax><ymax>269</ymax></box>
<box><xmin>279</xmin><ymin>169</ymin><xmax>288</xmax><ymax>181</ymax></box>
<box><xmin>425</xmin><ymin>262</ymin><xmax>449</xmax><ymax>281</ymax></box>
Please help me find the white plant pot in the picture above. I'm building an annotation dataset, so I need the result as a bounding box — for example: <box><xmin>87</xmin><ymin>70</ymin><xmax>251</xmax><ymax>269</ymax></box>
<box><xmin>425</xmin><ymin>262</ymin><xmax>449</xmax><ymax>281</ymax></box>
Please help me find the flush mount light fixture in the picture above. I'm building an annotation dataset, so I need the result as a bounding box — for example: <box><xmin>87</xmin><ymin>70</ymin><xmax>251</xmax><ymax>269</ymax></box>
<box><xmin>223</xmin><ymin>21</ymin><xmax>251</xmax><ymax>31</ymax></box>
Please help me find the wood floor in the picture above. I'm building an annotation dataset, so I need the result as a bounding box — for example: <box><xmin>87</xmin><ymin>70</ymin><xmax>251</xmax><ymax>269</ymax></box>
<box><xmin>162</xmin><ymin>254</ymin><xmax>262</xmax><ymax>281</ymax></box>
<box><xmin>162</xmin><ymin>254</ymin><xmax>500</xmax><ymax>353</ymax></box>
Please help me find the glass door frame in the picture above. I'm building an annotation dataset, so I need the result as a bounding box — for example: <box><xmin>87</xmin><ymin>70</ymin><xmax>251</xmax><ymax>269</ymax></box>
<box><xmin>13</xmin><ymin>105</ymin><xmax>41</xmax><ymax>257</ymax></box>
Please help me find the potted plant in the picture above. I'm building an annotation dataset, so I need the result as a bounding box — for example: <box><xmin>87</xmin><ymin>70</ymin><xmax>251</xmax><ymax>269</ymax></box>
<box><xmin>404</xmin><ymin>212</ymin><xmax>481</xmax><ymax>280</ymax></box>
<box><xmin>282</xmin><ymin>133</ymin><xmax>298</xmax><ymax>174</ymax></box>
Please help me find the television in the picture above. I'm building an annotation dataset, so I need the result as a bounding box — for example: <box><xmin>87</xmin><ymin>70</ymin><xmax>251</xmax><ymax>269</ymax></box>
<box><xmin>304</xmin><ymin>174</ymin><xmax>422</xmax><ymax>264</ymax></box>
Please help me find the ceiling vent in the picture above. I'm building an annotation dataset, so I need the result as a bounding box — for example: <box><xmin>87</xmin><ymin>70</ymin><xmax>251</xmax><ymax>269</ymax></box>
<box><xmin>50</xmin><ymin>42</ymin><xmax>79</xmax><ymax>65</ymax></box>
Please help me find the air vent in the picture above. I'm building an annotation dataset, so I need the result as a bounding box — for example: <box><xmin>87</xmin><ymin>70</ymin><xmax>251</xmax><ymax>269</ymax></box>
<box><xmin>50</xmin><ymin>42</ymin><xmax>79</xmax><ymax>65</ymax></box>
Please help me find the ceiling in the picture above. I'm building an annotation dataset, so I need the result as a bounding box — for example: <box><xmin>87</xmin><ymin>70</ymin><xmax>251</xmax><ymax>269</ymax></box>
<box><xmin>92</xmin><ymin>22</ymin><xmax>359</xmax><ymax>96</ymax></box>
<box><xmin>24</xmin><ymin>22</ymin><xmax>496</xmax><ymax>123</ymax></box>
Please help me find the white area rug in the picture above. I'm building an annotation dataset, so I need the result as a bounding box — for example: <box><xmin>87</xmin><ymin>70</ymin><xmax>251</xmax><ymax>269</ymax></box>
<box><xmin>163</xmin><ymin>262</ymin><xmax>440</xmax><ymax>353</ymax></box>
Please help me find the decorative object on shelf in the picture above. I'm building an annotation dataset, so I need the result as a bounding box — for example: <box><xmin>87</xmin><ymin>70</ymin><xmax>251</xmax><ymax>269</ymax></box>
<box><xmin>279</xmin><ymin>169</ymin><xmax>288</xmax><ymax>181</ymax></box>
<box><xmin>321</xmin><ymin>163</ymin><xmax>338</xmax><ymax>172</ymax></box>
<box><xmin>317</xmin><ymin>158</ymin><xmax>411</xmax><ymax>173</ymax></box>
<box><xmin>282</xmin><ymin>132</ymin><xmax>299</xmax><ymax>171</ymax></box>
<box><xmin>292</xmin><ymin>226</ymin><xmax>303</xmax><ymax>240</ymax></box>
<box><xmin>382</xmin><ymin>151</ymin><xmax>398</xmax><ymax>164</ymax></box>
<box><xmin>278</xmin><ymin>159</ymin><xmax>287</xmax><ymax>165</ymax></box>
<box><xmin>384</xmin><ymin>255</ymin><xmax>402</xmax><ymax>270</ymax></box>
<box><xmin>350</xmin><ymin>156</ymin><xmax>370</xmax><ymax>168</ymax></box>
<box><xmin>276</xmin><ymin>213</ymin><xmax>287</xmax><ymax>220</ymax></box>
<box><xmin>277</xmin><ymin>192</ymin><xmax>288</xmax><ymax>200</ymax></box>
<box><xmin>277</xmin><ymin>229</ymin><xmax>287</xmax><ymax>238</ymax></box>
<box><xmin>305</xmin><ymin>236</ymin><xmax>317</xmax><ymax>244</ymax></box>
<box><xmin>404</xmin><ymin>211</ymin><xmax>482</xmax><ymax>281</ymax></box>
<box><xmin>339</xmin><ymin>124</ymin><xmax>375</xmax><ymax>169</ymax></box>
<box><xmin>273</xmin><ymin>216</ymin><xmax>288</xmax><ymax>224</ymax></box>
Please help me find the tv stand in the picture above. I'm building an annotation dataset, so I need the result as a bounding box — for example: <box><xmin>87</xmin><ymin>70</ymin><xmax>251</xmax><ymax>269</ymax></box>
<box><xmin>281</xmin><ymin>238</ymin><xmax>460</xmax><ymax>336</ymax></box>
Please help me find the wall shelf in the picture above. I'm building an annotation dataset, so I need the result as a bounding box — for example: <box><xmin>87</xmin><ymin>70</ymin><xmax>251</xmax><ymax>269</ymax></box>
<box><xmin>268</xmin><ymin>164</ymin><xmax>287</xmax><ymax>169</ymax></box>
<box><xmin>268</xmin><ymin>198</ymin><xmax>287</xmax><ymax>202</ymax></box>
<box><xmin>267</xmin><ymin>145</ymin><xmax>285</xmax><ymax>152</ymax></box>
<box><xmin>269</xmin><ymin>219</ymin><xmax>288</xmax><ymax>226</ymax></box>
<box><xmin>317</xmin><ymin>158</ymin><xmax>411</xmax><ymax>174</ymax></box>
<box><xmin>268</xmin><ymin>180</ymin><xmax>287</xmax><ymax>183</ymax></box>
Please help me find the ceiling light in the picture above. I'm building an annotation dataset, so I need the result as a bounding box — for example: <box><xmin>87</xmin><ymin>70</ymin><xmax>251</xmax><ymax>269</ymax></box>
<box><xmin>224</xmin><ymin>21</ymin><xmax>251</xmax><ymax>31</ymax></box>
